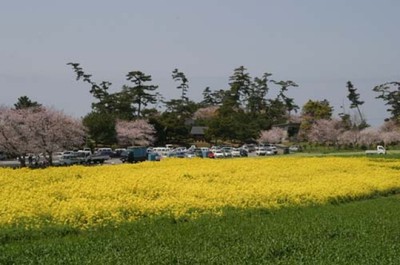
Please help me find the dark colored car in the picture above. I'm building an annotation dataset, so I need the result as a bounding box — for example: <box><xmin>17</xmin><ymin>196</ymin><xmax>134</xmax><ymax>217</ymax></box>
<box><xmin>99</xmin><ymin>150</ymin><xmax>116</xmax><ymax>158</ymax></box>
<box><xmin>240</xmin><ymin>149</ymin><xmax>248</xmax><ymax>157</ymax></box>
<box><xmin>120</xmin><ymin>147</ymin><xmax>148</xmax><ymax>163</ymax></box>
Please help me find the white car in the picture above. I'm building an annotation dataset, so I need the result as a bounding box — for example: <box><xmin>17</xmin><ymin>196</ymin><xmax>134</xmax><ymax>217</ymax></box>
<box><xmin>263</xmin><ymin>144</ymin><xmax>278</xmax><ymax>154</ymax></box>
<box><xmin>265</xmin><ymin>148</ymin><xmax>275</xmax><ymax>155</ymax></box>
<box><xmin>222</xmin><ymin>147</ymin><xmax>232</xmax><ymax>157</ymax></box>
<box><xmin>256</xmin><ymin>147</ymin><xmax>267</xmax><ymax>156</ymax></box>
<box><xmin>213</xmin><ymin>149</ymin><xmax>225</xmax><ymax>158</ymax></box>
<box><xmin>210</xmin><ymin>146</ymin><xmax>219</xmax><ymax>153</ymax></box>
<box><xmin>231</xmin><ymin>148</ymin><xmax>241</xmax><ymax>157</ymax></box>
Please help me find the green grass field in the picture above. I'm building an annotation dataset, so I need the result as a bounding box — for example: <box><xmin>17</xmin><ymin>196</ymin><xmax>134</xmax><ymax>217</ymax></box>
<box><xmin>1</xmin><ymin>195</ymin><xmax>399</xmax><ymax>264</ymax></box>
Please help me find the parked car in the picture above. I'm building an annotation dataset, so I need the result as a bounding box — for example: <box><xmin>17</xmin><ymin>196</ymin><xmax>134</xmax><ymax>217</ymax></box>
<box><xmin>239</xmin><ymin>149</ymin><xmax>248</xmax><ymax>157</ymax></box>
<box><xmin>58</xmin><ymin>153</ymin><xmax>82</xmax><ymax>165</ymax></box>
<box><xmin>256</xmin><ymin>147</ymin><xmax>267</xmax><ymax>156</ymax></box>
<box><xmin>172</xmin><ymin>147</ymin><xmax>187</xmax><ymax>153</ymax></box>
<box><xmin>152</xmin><ymin>147</ymin><xmax>171</xmax><ymax>157</ymax></box>
<box><xmin>185</xmin><ymin>151</ymin><xmax>196</xmax><ymax>158</ymax></box>
<box><xmin>221</xmin><ymin>147</ymin><xmax>233</xmax><ymax>157</ymax></box>
<box><xmin>261</xmin><ymin>144</ymin><xmax>278</xmax><ymax>154</ymax></box>
<box><xmin>120</xmin><ymin>146</ymin><xmax>148</xmax><ymax>163</ymax></box>
<box><xmin>213</xmin><ymin>149</ymin><xmax>225</xmax><ymax>158</ymax></box>
<box><xmin>52</xmin><ymin>152</ymin><xmax>63</xmax><ymax>161</ymax></box>
<box><xmin>114</xmin><ymin>148</ymin><xmax>126</xmax><ymax>157</ymax></box>
<box><xmin>168</xmin><ymin>151</ymin><xmax>186</xmax><ymax>158</ymax></box>
<box><xmin>195</xmin><ymin>148</ymin><xmax>204</xmax><ymax>158</ymax></box>
<box><xmin>242</xmin><ymin>144</ymin><xmax>256</xmax><ymax>153</ymax></box>
<box><xmin>231</xmin><ymin>148</ymin><xmax>241</xmax><ymax>157</ymax></box>
<box><xmin>289</xmin><ymin>145</ymin><xmax>302</xmax><ymax>152</ymax></box>
<box><xmin>62</xmin><ymin>150</ymin><xmax>74</xmax><ymax>156</ymax></box>
<box><xmin>265</xmin><ymin>148</ymin><xmax>275</xmax><ymax>155</ymax></box>
<box><xmin>365</xmin><ymin>145</ymin><xmax>386</xmax><ymax>155</ymax></box>
<box><xmin>74</xmin><ymin>151</ymin><xmax>109</xmax><ymax>164</ymax></box>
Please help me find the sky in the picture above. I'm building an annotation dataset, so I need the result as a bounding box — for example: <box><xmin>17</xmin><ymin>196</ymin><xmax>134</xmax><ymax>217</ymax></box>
<box><xmin>1</xmin><ymin>0</ymin><xmax>399</xmax><ymax>126</ymax></box>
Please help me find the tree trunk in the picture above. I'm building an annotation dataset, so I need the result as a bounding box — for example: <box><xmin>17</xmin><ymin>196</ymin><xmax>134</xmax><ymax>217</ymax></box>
<box><xmin>47</xmin><ymin>152</ymin><xmax>53</xmax><ymax>166</ymax></box>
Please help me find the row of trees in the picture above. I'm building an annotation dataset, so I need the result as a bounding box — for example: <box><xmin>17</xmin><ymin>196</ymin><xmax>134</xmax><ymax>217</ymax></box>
<box><xmin>67</xmin><ymin>64</ymin><xmax>305</xmax><ymax>145</ymax></box>
<box><xmin>307</xmin><ymin>119</ymin><xmax>400</xmax><ymax>147</ymax></box>
<box><xmin>69</xmin><ymin>63</ymin><xmax>400</xmax><ymax>147</ymax></box>
<box><xmin>2</xmin><ymin>64</ymin><xmax>400</xmax><ymax>166</ymax></box>
<box><xmin>259</xmin><ymin>119</ymin><xmax>400</xmax><ymax>148</ymax></box>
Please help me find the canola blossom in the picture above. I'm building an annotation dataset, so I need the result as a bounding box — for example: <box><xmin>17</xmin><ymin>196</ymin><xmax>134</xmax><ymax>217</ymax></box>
<box><xmin>1</xmin><ymin>156</ymin><xmax>400</xmax><ymax>229</ymax></box>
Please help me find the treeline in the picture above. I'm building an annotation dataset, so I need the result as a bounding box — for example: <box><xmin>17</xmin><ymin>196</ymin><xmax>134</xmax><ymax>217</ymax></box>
<box><xmin>66</xmin><ymin>63</ymin><xmax>400</xmax><ymax>147</ymax></box>
<box><xmin>67</xmin><ymin>64</ymin><xmax>300</xmax><ymax>146</ymax></box>
<box><xmin>2</xmin><ymin>65</ymin><xmax>398</xmax><ymax>167</ymax></box>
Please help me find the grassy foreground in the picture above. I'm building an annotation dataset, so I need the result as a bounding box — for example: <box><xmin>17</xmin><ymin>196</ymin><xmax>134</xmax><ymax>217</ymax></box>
<box><xmin>1</xmin><ymin>195</ymin><xmax>400</xmax><ymax>264</ymax></box>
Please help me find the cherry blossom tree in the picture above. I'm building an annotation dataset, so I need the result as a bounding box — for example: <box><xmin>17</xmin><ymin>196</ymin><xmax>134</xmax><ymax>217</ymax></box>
<box><xmin>358</xmin><ymin>127</ymin><xmax>380</xmax><ymax>147</ymax></box>
<box><xmin>24</xmin><ymin>107</ymin><xmax>86</xmax><ymax>165</ymax></box>
<box><xmin>116</xmin><ymin>119</ymin><xmax>156</xmax><ymax>147</ymax></box>
<box><xmin>379</xmin><ymin>120</ymin><xmax>400</xmax><ymax>147</ymax></box>
<box><xmin>338</xmin><ymin>130</ymin><xmax>360</xmax><ymax>147</ymax></box>
<box><xmin>287</xmin><ymin>114</ymin><xmax>302</xmax><ymax>123</ymax></box>
<box><xmin>0</xmin><ymin>106</ymin><xmax>85</xmax><ymax>166</ymax></box>
<box><xmin>381</xmin><ymin>131</ymin><xmax>400</xmax><ymax>147</ymax></box>
<box><xmin>258</xmin><ymin>127</ymin><xmax>287</xmax><ymax>144</ymax></box>
<box><xmin>0</xmin><ymin>106</ymin><xmax>32</xmax><ymax>166</ymax></box>
<box><xmin>380</xmin><ymin>119</ymin><xmax>399</xmax><ymax>133</ymax></box>
<box><xmin>193</xmin><ymin>106</ymin><xmax>219</xmax><ymax>120</ymax></box>
<box><xmin>338</xmin><ymin>121</ymin><xmax>400</xmax><ymax>148</ymax></box>
<box><xmin>308</xmin><ymin>119</ymin><xmax>343</xmax><ymax>146</ymax></box>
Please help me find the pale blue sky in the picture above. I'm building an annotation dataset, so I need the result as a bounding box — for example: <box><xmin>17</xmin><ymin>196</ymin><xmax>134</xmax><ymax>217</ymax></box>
<box><xmin>1</xmin><ymin>1</ymin><xmax>399</xmax><ymax>126</ymax></box>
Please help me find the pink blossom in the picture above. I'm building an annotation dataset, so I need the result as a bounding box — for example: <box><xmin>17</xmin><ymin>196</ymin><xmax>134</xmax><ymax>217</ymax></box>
<box><xmin>338</xmin><ymin>130</ymin><xmax>360</xmax><ymax>146</ymax></box>
<box><xmin>308</xmin><ymin>119</ymin><xmax>343</xmax><ymax>145</ymax></box>
<box><xmin>0</xmin><ymin>106</ymin><xmax>85</xmax><ymax>165</ymax></box>
<box><xmin>358</xmin><ymin>127</ymin><xmax>380</xmax><ymax>146</ymax></box>
<box><xmin>258</xmin><ymin>127</ymin><xmax>287</xmax><ymax>143</ymax></box>
<box><xmin>193</xmin><ymin>106</ymin><xmax>219</xmax><ymax>120</ymax></box>
<box><xmin>116</xmin><ymin>119</ymin><xmax>156</xmax><ymax>147</ymax></box>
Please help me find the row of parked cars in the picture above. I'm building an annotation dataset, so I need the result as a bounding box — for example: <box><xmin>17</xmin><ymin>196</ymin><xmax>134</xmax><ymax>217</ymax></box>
<box><xmin>55</xmin><ymin>148</ymin><xmax>115</xmax><ymax>165</ymax></box>
<box><xmin>27</xmin><ymin>142</ymin><xmax>303</xmax><ymax>166</ymax></box>
<box><xmin>162</xmin><ymin>143</ymin><xmax>296</xmax><ymax>158</ymax></box>
<box><xmin>147</xmin><ymin>145</ymin><xmax>249</xmax><ymax>159</ymax></box>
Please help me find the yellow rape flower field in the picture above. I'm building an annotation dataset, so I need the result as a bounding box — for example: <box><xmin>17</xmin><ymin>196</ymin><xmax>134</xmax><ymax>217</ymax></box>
<box><xmin>1</xmin><ymin>156</ymin><xmax>400</xmax><ymax>229</ymax></box>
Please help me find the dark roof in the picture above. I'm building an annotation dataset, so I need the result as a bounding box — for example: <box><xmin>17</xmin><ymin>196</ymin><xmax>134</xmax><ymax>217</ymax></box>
<box><xmin>190</xmin><ymin>126</ymin><xmax>208</xmax><ymax>135</ymax></box>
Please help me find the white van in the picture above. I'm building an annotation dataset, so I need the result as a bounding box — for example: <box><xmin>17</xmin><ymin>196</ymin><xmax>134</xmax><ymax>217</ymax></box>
<box><xmin>152</xmin><ymin>147</ymin><xmax>171</xmax><ymax>157</ymax></box>
<box><xmin>97</xmin><ymin>148</ymin><xmax>112</xmax><ymax>152</ymax></box>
